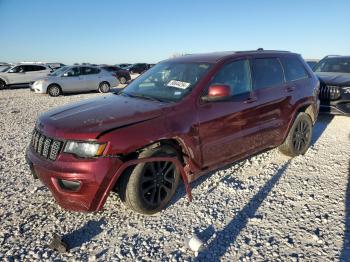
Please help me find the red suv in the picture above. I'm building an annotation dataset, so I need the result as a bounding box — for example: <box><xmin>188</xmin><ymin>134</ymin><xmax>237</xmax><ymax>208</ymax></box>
<box><xmin>26</xmin><ymin>50</ymin><xmax>320</xmax><ymax>215</ymax></box>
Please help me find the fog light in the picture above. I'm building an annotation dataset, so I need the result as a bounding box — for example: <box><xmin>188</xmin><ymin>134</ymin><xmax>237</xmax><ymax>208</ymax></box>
<box><xmin>58</xmin><ymin>179</ymin><xmax>81</xmax><ymax>191</ymax></box>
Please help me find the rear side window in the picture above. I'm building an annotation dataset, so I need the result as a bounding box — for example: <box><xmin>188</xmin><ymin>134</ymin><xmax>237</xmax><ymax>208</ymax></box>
<box><xmin>211</xmin><ymin>59</ymin><xmax>251</xmax><ymax>96</ymax></box>
<box><xmin>280</xmin><ymin>56</ymin><xmax>308</xmax><ymax>81</ymax></box>
<box><xmin>82</xmin><ymin>67</ymin><xmax>100</xmax><ymax>75</ymax></box>
<box><xmin>252</xmin><ymin>58</ymin><xmax>284</xmax><ymax>89</ymax></box>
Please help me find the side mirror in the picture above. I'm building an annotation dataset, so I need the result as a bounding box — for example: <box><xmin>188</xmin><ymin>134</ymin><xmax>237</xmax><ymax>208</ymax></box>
<box><xmin>63</xmin><ymin>72</ymin><xmax>73</xmax><ymax>77</ymax></box>
<box><xmin>202</xmin><ymin>84</ymin><xmax>231</xmax><ymax>102</ymax></box>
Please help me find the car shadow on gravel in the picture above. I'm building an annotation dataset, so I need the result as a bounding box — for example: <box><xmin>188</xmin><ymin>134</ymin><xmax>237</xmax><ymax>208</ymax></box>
<box><xmin>340</xmin><ymin>160</ymin><xmax>350</xmax><ymax>261</ymax></box>
<box><xmin>61</xmin><ymin>218</ymin><xmax>106</xmax><ymax>250</ymax></box>
<box><xmin>311</xmin><ymin>114</ymin><xmax>334</xmax><ymax>146</ymax></box>
<box><xmin>195</xmin><ymin>161</ymin><xmax>290</xmax><ymax>261</ymax></box>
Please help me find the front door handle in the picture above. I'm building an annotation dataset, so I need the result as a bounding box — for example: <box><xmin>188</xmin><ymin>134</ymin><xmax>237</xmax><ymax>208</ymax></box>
<box><xmin>244</xmin><ymin>97</ymin><xmax>257</xmax><ymax>104</ymax></box>
<box><xmin>286</xmin><ymin>86</ymin><xmax>295</xmax><ymax>92</ymax></box>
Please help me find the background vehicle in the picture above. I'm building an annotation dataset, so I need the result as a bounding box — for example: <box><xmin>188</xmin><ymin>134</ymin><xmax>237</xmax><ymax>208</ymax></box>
<box><xmin>46</xmin><ymin>63</ymin><xmax>66</xmax><ymax>70</ymax></box>
<box><xmin>27</xmin><ymin>50</ymin><xmax>319</xmax><ymax>215</ymax></box>
<box><xmin>0</xmin><ymin>64</ymin><xmax>51</xmax><ymax>90</ymax></box>
<box><xmin>314</xmin><ymin>55</ymin><xmax>350</xmax><ymax>115</ymax></box>
<box><xmin>31</xmin><ymin>65</ymin><xmax>119</xmax><ymax>96</ymax></box>
<box><xmin>118</xmin><ymin>63</ymin><xmax>131</xmax><ymax>69</ymax></box>
<box><xmin>100</xmin><ymin>65</ymin><xmax>131</xmax><ymax>84</ymax></box>
<box><xmin>127</xmin><ymin>63</ymin><xmax>150</xmax><ymax>74</ymax></box>
<box><xmin>305</xmin><ymin>59</ymin><xmax>319</xmax><ymax>70</ymax></box>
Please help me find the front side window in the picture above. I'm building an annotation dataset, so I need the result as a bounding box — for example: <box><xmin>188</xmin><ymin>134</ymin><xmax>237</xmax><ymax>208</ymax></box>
<box><xmin>65</xmin><ymin>67</ymin><xmax>80</xmax><ymax>77</ymax></box>
<box><xmin>120</xmin><ymin>62</ymin><xmax>212</xmax><ymax>102</ymax></box>
<box><xmin>211</xmin><ymin>59</ymin><xmax>251</xmax><ymax>96</ymax></box>
<box><xmin>252</xmin><ymin>58</ymin><xmax>284</xmax><ymax>89</ymax></box>
<box><xmin>8</xmin><ymin>66</ymin><xmax>25</xmax><ymax>73</ymax></box>
<box><xmin>314</xmin><ymin>57</ymin><xmax>350</xmax><ymax>73</ymax></box>
<box><xmin>280</xmin><ymin>56</ymin><xmax>308</xmax><ymax>82</ymax></box>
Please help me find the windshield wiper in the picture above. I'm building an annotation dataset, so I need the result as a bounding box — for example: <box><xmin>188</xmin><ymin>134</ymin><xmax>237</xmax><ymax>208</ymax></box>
<box><xmin>118</xmin><ymin>92</ymin><xmax>171</xmax><ymax>103</ymax></box>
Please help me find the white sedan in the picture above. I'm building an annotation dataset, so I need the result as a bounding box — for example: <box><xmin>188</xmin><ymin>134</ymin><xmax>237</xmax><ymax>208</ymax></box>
<box><xmin>31</xmin><ymin>65</ymin><xmax>119</xmax><ymax>97</ymax></box>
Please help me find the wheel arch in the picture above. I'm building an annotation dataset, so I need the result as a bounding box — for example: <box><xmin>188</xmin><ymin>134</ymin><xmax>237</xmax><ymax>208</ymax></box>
<box><xmin>112</xmin><ymin>138</ymin><xmax>189</xmax><ymax>192</ymax></box>
<box><xmin>0</xmin><ymin>77</ymin><xmax>8</xmax><ymax>85</ymax></box>
<box><xmin>282</xmin><ymin>102</ymin><xmax>316</xmax><ymax>143</ymax></box>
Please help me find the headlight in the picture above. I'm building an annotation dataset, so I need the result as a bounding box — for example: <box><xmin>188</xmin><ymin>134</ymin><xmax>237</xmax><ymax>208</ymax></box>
<box><xmin>64</xmin><ymin>141</ymin><xmax>106</xmax><ymax>158</ymax></box>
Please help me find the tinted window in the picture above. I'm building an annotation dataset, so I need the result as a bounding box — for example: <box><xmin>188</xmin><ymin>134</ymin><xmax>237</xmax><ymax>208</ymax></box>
<box><xmin>280</xmin><ymin>56</ymin><xmax>308</xmax><ymax>81</ymax></box>
<box><xmin>31</xmin><ymin>65</ymin><xmax>47</xmax><ymax>71</ymax></box>
<box><xmin>82</xmin><ymin>67</ymin><xmax>100</xmax><ymax>75</ymax></box>
<box><xmin>252</xmin><ymin>58</ymin><xmax>284</xmax><ymax>89</ymax></box>
<box><xmin>314</xmin><ymin>57</ymin><xmax>350</xmax><ymax>73</ymax></box>
<box><xmin>211</xmin><ymin>59</ymin><xmax>251</xmax><ymax>96</ymax></box>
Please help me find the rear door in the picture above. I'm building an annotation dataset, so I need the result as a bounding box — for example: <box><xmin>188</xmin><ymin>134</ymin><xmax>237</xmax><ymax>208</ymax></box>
<box><xmin>197</xmin><ymin>58</ymin><xmax>263</xmax><ymax>167</ymax></box>
<box><xmin>23</xmin><ymin>65</ymin><xmax>50</xmax><ymax>82</ymax></box>
<box><xmin>250</xmin><ymin>56</ymin><xmax>292</xmax><ymax>147</ymax></box>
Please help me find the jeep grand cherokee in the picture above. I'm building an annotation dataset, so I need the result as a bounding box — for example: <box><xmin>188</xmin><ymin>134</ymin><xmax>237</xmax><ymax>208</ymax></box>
<box><xmin>26</xmin><ymin>50</ymin><xmax>320</xmax><ymax>215</ymax></box>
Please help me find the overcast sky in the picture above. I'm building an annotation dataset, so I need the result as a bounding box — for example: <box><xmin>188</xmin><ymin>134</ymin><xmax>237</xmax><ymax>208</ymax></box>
<box><xmin>1</xmin><ymin>0</ymin><xmax>349</xmax><ymax>64</ymax></box>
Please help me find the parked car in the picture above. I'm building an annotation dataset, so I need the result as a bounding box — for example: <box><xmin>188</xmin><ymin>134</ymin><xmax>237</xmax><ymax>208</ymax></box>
<box><xmin>314</xmin><ymin>55</ymin><xmax>350</xmax><ymax>115</ymax></box>
<box><xmin>305</xmin><ymin>59</ymin><xmax>319</xmax><ymax>70</ymax></box>
<box><xmin>26</xmin><ymin>50</ymin><xmax>319</xmax><ymax>215</ymax></box>
<box><xmin>99</xmin><ymin>65</ymin><xmax>131</xmax><ymax>84</ymax></box>
<box><xmin>30</xmin><ymin>65</ymin><xmax>119</xmax><ymax>96</ymax></box>
<box><xmin>127</xmin><ymin>63</ymin><xmax>150</xmax><ymax>74</ymax></box>
<box><xmin>118</xmin><ymin>63</ymin><xmax>132</xmax><ymax>69</ymax></box>
<box><xmin>0</xmin><ymin>64</ymin><xmax>52</xmax><ymax>90</ymax></box>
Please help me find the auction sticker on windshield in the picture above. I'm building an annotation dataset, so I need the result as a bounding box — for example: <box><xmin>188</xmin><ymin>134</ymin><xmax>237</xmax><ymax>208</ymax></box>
<box><xmin>167</xmin><ymin>80</ymin><xmax>191</xmax><ymax>89</ymax></box>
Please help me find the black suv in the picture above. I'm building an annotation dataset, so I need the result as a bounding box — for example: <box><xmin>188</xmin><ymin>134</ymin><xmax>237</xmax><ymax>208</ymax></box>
<box><xmin>127</xmin><ymin>63</ymin><xmax>150</xmax><ymax>74</ymax></box>
<box><xmin>314</xmin><ymin>55</ymin><xmax>350</xmax><ymax>115</ymax></box>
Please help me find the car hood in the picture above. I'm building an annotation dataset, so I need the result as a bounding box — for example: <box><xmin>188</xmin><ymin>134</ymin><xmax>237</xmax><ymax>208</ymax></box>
<box><xmin>37</xmin><ymin>94</ymin><xmax>170</xmax><ymax>140</ymax></box>
<box><xmin>316</xmin><ymin>72</ymin><xmax>350</xmax><ymax>86</ymax></box>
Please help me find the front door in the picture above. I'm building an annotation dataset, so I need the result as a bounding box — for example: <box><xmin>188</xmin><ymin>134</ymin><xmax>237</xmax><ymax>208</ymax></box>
<box><xmin>197</xmin><ymin>58</ymin><xmax>262</xmax><ymax>168</ymax></box>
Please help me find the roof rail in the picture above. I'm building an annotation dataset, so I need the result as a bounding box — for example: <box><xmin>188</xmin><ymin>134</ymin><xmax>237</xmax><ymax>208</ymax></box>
<box><xmin>323</xmin><ymin>55</ymin><xmax>340</xmax><ymax>59</ymax></box>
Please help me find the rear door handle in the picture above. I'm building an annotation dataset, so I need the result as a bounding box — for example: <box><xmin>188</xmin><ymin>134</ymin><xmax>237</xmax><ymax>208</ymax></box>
<box><xmin>286</xmin><ymin>86</ymin><xmax>295</xmax><ymax>92</ymax></box>
<box><xmin>244</xmin><ymin>97</ymin><xmax>257</xmax><ymax>104</ymax></box>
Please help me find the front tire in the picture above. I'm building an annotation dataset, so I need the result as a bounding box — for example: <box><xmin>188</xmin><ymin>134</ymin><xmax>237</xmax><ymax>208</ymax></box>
<box><xmin>98</xmin><ymin>82</ymin><xmax>110</xmax><ymax>93</ymax></box>
<box><xmin>47</xmin><ymin>84</ymin><xmax>61</xmax><ymax>97</ymax></box>
<box><xmin>0</xmin><ymin>79</ymin><xmax>6</xmax><ymax>90</ymax></box>
<box><xmin>118</xmin><ymin>145</ymin><xmax>181</xmax><ymax>215</ymax></box>
<box><xmin>279</xmin><ymin>112</ymin><xmax>313</xmax><ymax>157</ymax></box>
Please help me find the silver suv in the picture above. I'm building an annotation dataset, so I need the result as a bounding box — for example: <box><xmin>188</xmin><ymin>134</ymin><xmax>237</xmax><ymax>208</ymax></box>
<box><xmin>0</xmin><ymin>64</ymin><xmax>51</xmax><ymax>90</ymax></box>
<box><xmin>31</xmin><ymin>65</ymin><xmax>119</xmax><ymax>96</ymax></box>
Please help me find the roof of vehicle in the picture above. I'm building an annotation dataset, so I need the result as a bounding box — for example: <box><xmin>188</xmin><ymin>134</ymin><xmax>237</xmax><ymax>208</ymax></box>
<box><xmin>164</xmin><ymin>48</ymin><xmax>293</xmax><ymax>63</ymax></box>
<box><xmin>163</xmin><ymin>50</ymin><xmax>293</xmax><ymax>63</ymax></box>
<box><xmin>322</xmin><ymin>55</ymin><xmax>350</xmax><ymax>59</ymax></box>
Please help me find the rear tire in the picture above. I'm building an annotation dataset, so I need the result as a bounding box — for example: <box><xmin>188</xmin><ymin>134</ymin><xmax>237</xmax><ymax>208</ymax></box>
<box><xmin>47</xmin><ymin>84</ymin><xmax>61</xmax><ymax>97</ymax></box>
<box><xmin>118</xmin><ymin>145</ymin><xmax>181</xmax><ymax>215</ymax></box>
<box><xmin>98</xmin><ymin>82</ymin><xmax>110</xmax><ymax>93</ymax></box>
<box><xmin>118</xmin><ymin>76</ymin><xmax>127</xmax><ymax>84</ymax></box>
<box><xmin>279</xmin><ymin>112</ymin><xmax>313</xmax><ymax>157</ymax></box>
<box><xmin>0</xmin><ymin>79</ymin><xmax>6</xmax><ymax>90</ymax></box>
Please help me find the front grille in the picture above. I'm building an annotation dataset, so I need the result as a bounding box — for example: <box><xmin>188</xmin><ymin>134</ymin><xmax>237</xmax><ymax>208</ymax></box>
<box><xmin>31</xmin><ymin>130</ymin><xmax>63</xmax><ymax>161</ymax></box>
<box><xmin>319</xmin><ymin>85</ymin><xmax>341</xmax><ymax>100</ymax></box>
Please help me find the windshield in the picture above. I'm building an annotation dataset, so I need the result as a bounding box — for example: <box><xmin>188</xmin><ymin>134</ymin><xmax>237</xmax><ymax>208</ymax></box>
<box><xmin>49</xmin><ymin>66</ymin><xmax>69</xmax><ymax>76</ymax></box>
<box><xmin>0</xmin><ymin>66</ymin><xmax>10</xmax><ymax>72</ymax></box>
<box><xmin>120</xmin><ymin>62</ymin><xmax>211</xmax><ymax>102</ymax></box>
<box><xmin>314</xmin><ymin>57</ymin><xmax>350</xmax><ymax>73</ymax></box>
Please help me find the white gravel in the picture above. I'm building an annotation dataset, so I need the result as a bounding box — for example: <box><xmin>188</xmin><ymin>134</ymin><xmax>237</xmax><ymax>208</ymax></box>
<box><xmin>0</xmin><ymin>88</ymin><xmax>349</xmax><ymax>261</ymax></box>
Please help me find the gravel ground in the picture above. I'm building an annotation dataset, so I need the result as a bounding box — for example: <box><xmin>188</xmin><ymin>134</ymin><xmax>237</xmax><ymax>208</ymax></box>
<box><xmin>0</xmin><ymin>88</ymin><xmax>350</xmax><ymax>262</ymax></box>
